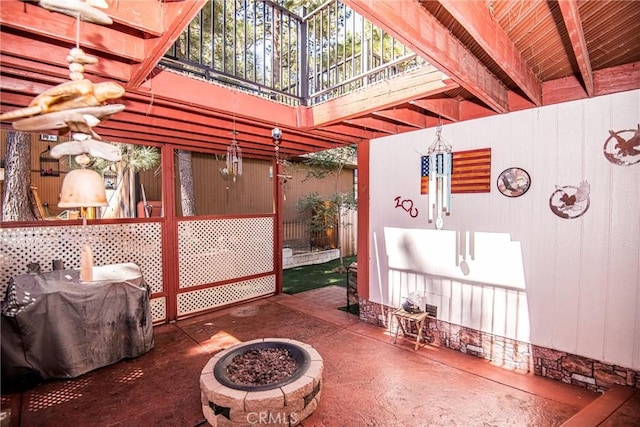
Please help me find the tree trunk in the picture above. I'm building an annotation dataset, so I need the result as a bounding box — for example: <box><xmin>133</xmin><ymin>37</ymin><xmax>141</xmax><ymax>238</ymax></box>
<box><xmin>177</xmin><ymin>149</ymin><xmax>196</xmax><ymax>216</ymax></box>
<box><xmin>2</xmin><ymin>131</ymin><xmax>36</xmax><ymax>222</ymax></box>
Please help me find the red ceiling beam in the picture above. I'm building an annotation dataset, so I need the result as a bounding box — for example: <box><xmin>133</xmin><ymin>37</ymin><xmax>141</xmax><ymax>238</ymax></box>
<box><xmin>344</xmin><ymin>116</ymin><xmax>414</xmax><ymax>134</ymax></box>
<box><xmin>343</xmin><ymin>0</ymin><xmax>509</xmax><ymax>114</ymax></box>
<box><xmin>372</xmin><ymin>108</ymin><xmax>427</xmax><ymax>128</ymax></box>
<box><xmin>0</xmin><ymin>0</ymin><xmax>145</xmax><ymax>63</ymax></box>
<box><xmin>543</xmin><ymin>61</ymin><xmax>640</xmax><ymax>105</ymax></box>
<box><xmin>0</xmin><ymin>40</ymin><xmax>131</xmax><ymax>82</ymax></box>
<box><xmin>436</xmin><ymin>0</ymin><xmax>542</xmax><ymax>107</ymax></box>
<box><xmin>121</xmin><ymin>92</ymin><xmax>343</xmax><ymax>150</ymax></box>
<box><xmin>411</xmin><ymin>98</ymin><xmax>460</xmax><ymax>122</ymax></box>
<box><xmin>309</xmin><ymin>65</ymin><xmax>454</xmax><ymax>127</ymax></box>
<box><xmin>106</xmin><ymin>0</ymin><xmax>164</xmax><ymax>37</ymax></box>
<box><xmin>558</xmin><ymin>0</ymin><xmax>595</xmax><ymax>97</ymax></box>
<box><xmin>139</xmin><ymin>69</ymin><xmax>300</xmax><ymax>129</ymax></box>
<box><xmin>127</xmin><ymin>0</ymin><xmax>208</xmax><ymax>89</ymax></box>
<box><xmin>317</xmin><ymin>125</ymin><xmax>379</xmax><ymax>140</ymax></box>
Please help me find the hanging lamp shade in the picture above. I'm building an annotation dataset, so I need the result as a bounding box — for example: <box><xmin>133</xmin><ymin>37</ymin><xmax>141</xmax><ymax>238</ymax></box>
<box><xmin>58</xmin><ymin>168</ymin><xmax>108</xmax><ymax>207</ymax></box>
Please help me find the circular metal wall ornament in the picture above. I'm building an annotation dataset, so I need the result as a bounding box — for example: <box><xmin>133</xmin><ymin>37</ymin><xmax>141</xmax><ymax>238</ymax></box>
<box><xmin>497</xmin><ymin>167</ymin><xmax>531</xmax><ymax>197</ymax></box>
<box><xmin>603</xmin><ymin>125</ymin><xmax>640</xmax><ymax>166</ymax></box>
<box><xmin>549</xmin><ymin>181</ymin><xmax>591</xmax><ymax>219</ymax></box>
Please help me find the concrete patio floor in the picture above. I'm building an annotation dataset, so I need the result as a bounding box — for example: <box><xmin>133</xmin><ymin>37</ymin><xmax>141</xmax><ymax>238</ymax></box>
<box><xmin>1</xmin><ymin>285</ymin><xmax>638</xmax><ymax>426</ymax></box>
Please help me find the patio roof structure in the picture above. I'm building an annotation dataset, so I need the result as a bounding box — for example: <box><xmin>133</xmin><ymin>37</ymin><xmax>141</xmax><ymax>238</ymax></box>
<box><xmin>1</xmin><ymin>0</ymin><xmax>639</xmax><ymax>158</ymax></box>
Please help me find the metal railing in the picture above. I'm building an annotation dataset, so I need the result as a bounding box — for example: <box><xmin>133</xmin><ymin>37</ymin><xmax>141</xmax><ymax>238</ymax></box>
<box><xmin>162</xmin><ymin>0</ymin><xmax>425</xmax><ymax>106</ymax></box>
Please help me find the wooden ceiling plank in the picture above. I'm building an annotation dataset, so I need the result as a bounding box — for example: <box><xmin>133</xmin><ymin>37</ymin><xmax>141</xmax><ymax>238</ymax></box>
<box><xmin>0</xmin><ymin>39</ymin><xmax>132</xmax><ymax>82</ymax></box>
<box><xmin>121</xmin><ymin>93</ymin><xmax>342</xmax><ymax>150</ymax></box>
<box><xmin>436</xmin><ymin>0</ymin><xmax>542</xmax><ymax>106</ymax></box>
<box><xmin>458</xmin><ymin>100</ymin><xmax>495</xmax><ymax>121</ymax></box>
<box><xmin>0</xmin><ymin>1</ymin><xmax>145</xmax><ymax>62</ymax></box>
<box><xmin>119</xmin><ymin>106</ymin><xmax>341</xmax><ymax>153</ymax></box>
<box><xmin>411</xmin><ymin>98</ymin><xmax>460</xmax><ymax>122</ymax></box>
<box><xmin>97</xmin><ymin>127</ymin><xmax>276</xmax><ymax>158</ymax></box>
<box><xmin>345</xmin><ymin>117</ymin><xmax>400</xmax><ymax>134</ymax></box>
<box><xmin>593</xmin><ymin>61</ymin><xmax>640</xmax><ymax>96</ymax></box>
<box><xmin>106</xmin><ymin>0</ymin><xmax>164</xmax><ymax>37</ymax></box>
<box><xmin>372</xmin><ymin>108</ymin><xmax>427</xmax><ymax>128</ymax></box>
<box><xmin>128</xmin><ymin>0</ymin><xmax>208</xmax><ymax>89</ymax></box>
<box><xmin>310</xmin><ymin>66</ymin><xmax>456</xmax><ymax>126</ymax></box>
<box><xmin>140</xmin><ymin>69</ymin><xmax>300</xmax><ymax>128</ymax></box>
<box><xmin>542</xmin><ymin>75</ymin><xmax>589</xmax><ymax>105</ymax></box>
<box><xmin>317</xmin><ymin>125</ymin><xmax>378</xmax><ymax>140</ymax></box>
<box><xmin>343</xmin><ymin>0</ymin><xmax>508</xmax><ymax>113</ymax></box>
<box><xmin>558</xmin><ymin>0</ymin><xmax>595</xmax><ymax>97</ymax></box>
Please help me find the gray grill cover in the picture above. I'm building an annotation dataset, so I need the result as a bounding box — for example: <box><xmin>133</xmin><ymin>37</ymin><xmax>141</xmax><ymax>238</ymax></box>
<box><xmin>1</xmin><ymin>263</ymin><xmax>154</xmax><ymax>386</ymax></box>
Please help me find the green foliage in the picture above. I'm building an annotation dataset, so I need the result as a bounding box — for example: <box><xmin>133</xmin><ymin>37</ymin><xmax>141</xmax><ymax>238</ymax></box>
<box><xmin>302</xmin><ymin>145</ymin><xmax>356</xmax><ymax>180</ymax></box>
<box><xmin>66</xmin><ymin>144</ymin><xmax>161</xmax><ymax>175</ymax></box>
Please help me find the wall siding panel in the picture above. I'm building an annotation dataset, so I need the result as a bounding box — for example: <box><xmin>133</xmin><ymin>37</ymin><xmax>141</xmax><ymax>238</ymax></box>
<box><xmin>369</xmin><ymin>89</ymin><xmax>640</xmax><ymax>370</ymax></box>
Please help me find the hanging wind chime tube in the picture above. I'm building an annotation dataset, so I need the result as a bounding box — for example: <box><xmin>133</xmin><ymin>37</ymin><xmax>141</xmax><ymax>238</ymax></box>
<box><xmin>427</xmin><ymin>122</ymin><xmax>453</xmax><ymax>230</ymax></box>
<box><xmin>226</xmin><ymin>137</ymin><xmax>242</xmax><ymax>181</ymax></box>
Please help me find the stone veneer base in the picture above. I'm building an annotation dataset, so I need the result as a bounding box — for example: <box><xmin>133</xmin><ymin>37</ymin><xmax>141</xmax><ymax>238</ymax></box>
<box><xmin>200</xmin><ymin>338</ymin><xmax>323</xmax><ymax>427</ymax></box>
<box><xmin>359</xmin><ymin>299</ymin><xmax>639</xmax><ymax>393</ymax></box>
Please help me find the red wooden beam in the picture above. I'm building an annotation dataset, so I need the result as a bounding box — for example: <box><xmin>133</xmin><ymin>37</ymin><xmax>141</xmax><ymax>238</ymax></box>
<box><xmin>310</xmin><ymin>65</ymin><xmax>454</xmax><ymax>126</ymax></box>
<box><xmin>0</xmin><ymin>39</ymin><xmax>131</xmax><ymax>82</ymax></box>
<box><xmin>106</xmin><ymin>0</ymin><xmax>164</xmax><ymax>37</ymax></box>
<box><xmin>558</xmin><ymin>0</ymin><xmax>594</xmax><ymax>97</ymax></box>
<box><xmin>411</xmin><ymin>98</ymin><xmax>460</xmax><ymax>122</ymax></box>
<box><xmin>0</xmin><ymin>0</ymin><xmax>145</xmax><ymax>62</ymax></box>
<box><xmin>344</xmin><ymin>116</ymin><xmax>414</xmax><ymax>134</ymax></box>
<box><xmin>127</xmin><ymin>0</ymin><xmax>208</xmax><ymax>89</ymax></box>
<box><xmin>140</xmin><ymin>68</ymin><xmax>300</xmax><ymax>129</ymax></box>
<box><xmin>372</xmin><ymin>107</ymin><xmax>427</xmax><ymax>128</ymax></box>
<box><xmin>344</xmin><ymin>0</ymin><xmax>509</xmax><ymax>114</ymax></box>
<box><xmin>437</xmin><ymin>0</ymin><xmax>542</xmax><ymax>107</ymax></box>
<box><xmin>317</xmin><ymin>124</ymin><xmax>379</xmax><ymax>140</ymax></box>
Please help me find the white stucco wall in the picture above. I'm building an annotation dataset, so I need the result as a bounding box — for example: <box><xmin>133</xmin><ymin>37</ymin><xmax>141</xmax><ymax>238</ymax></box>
<box><xmin>369</xmin><ymin>89</ymin><xmax>640</xmax><ymax>369</ymax></box>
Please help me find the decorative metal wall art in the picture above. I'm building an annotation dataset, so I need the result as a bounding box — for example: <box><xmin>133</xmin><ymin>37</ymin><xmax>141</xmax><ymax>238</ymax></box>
<box><xmin>603</xmin><ymin>124</ymin><xmax>640</xmax><ymax>166</ymax></box>
<box><xmin>549</xmin><ymin>181</ymin><xmax>591</xmax><ymax>219</ymax></box>
<box><xmin>497</xmin><ymin>167</ymin><xmax>530</xmax><ymax>197</ymax></box>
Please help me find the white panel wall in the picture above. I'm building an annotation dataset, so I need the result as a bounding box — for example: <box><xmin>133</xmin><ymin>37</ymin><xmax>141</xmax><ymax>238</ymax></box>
<box><xmin>369</xmin><ymin>90</ymin><xmax>640</xmax><ymax>369</ymax></box>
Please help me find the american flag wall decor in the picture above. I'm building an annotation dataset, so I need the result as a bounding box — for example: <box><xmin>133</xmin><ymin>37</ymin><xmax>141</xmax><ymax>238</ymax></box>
<box><xmin>421</xmin><ymin>148</ymin><xmax>491</xmax><ymax>194</ymax></box>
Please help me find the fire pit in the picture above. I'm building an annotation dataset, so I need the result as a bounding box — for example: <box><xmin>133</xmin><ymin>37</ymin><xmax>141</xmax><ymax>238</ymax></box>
<box><xmin>200</xmin><ymin>338</ymin><xmax>323</xmax><ymax>426</ymax></box>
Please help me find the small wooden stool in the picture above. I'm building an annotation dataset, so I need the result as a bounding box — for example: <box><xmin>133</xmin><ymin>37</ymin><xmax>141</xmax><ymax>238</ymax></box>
<box><xmin>392</xmin><ymin>307</ymin><xmax>429</xmax><ymax>350</ymax></box>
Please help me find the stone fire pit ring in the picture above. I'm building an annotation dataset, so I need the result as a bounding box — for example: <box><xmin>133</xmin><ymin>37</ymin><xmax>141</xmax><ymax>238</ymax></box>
<box><xmin>200</xmin><ymin>338</ymin><xmax>323</xmax><ymax>426</ymax></box>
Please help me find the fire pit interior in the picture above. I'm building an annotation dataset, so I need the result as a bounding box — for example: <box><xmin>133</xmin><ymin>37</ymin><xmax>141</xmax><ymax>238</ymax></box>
<box><xmin>200</xmin><ymin>338</ymin><xmax>323</xmax><ymax>426</ymax></box>
<box><xmin>214</xmin><ymin>341</ymin><xmax>310</xmax><ymax>391</ymax></box>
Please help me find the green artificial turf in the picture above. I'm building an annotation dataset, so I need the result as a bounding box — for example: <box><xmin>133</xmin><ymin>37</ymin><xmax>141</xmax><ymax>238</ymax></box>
<box><xmin>283</xmin><ymin>255</ymin><xmax>357</xmax><ymax>294</ymax></box>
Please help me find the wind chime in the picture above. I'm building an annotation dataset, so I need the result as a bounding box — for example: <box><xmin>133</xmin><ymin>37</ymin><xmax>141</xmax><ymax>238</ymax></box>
<box><xmin>0</xmin><ymin>1</ymin><xmax>124</xmax><ymax>282</ymax></box>
<box><xmin>426</xmin><ymin>122</ymin><xmax>453</xmax><ymax>230</ymax></box>
<box><xmin>225</xmin><ymin>119</ymin><xmax>242</xmax><ymax>182</ymax></box>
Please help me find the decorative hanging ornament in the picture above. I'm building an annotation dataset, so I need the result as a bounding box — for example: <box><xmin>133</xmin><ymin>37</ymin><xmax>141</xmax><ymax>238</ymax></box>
<box><xmin>226</xmin><ymin>135</ymin><xmax>242</xmax><ymax>182</ymax></box>
<box><xmin>426</xmin><ymin>122</ymin><xmax>453</xmax><ymax>230</ymax></box>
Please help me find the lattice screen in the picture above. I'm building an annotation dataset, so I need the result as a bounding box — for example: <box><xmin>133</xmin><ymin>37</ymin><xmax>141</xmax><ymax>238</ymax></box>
<box><xmin>177</xmin><ymin>217</ymin><xmax>274</xmax><ymax>288</ymax></box>
<box><xmin>177</xmin><ymin>275</ymin><xmax>276</xmax><ymax>317</ymax></box>
<box><xmin>150</xmin><ymin>297</ymin><xmax>166</xmax><ymax>323</ymax></box>
<box><xmin>0</xmin><ymin>223</ymin><xmax>163</xmax><ymax>300</ymax></box>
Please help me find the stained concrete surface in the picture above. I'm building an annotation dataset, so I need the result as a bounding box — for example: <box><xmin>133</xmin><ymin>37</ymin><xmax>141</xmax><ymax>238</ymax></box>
<box><xmin>2</xmin><ymin>285</ymin><xmax>636</xmax><ymax>426</ymax></box>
